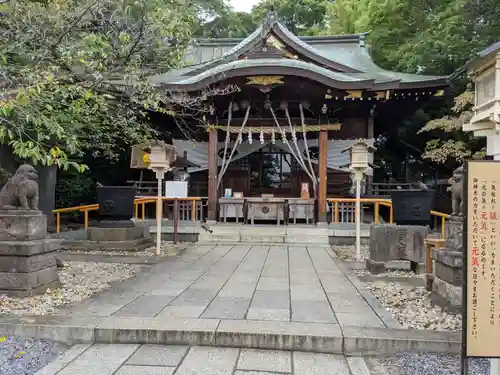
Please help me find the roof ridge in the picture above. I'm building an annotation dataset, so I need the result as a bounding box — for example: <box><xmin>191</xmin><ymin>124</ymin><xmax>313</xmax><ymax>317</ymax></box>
<box><xmin>192</xmin><ymin>32</ymin><xmax>369</xmax><ymax>45</ymax></box>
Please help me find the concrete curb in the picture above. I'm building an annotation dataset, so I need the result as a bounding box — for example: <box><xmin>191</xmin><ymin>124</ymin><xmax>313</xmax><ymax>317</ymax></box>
<box><xmin>0</xmin><ymin>315</ymin><xmax>461</xmax><ymax>355</ymax></box>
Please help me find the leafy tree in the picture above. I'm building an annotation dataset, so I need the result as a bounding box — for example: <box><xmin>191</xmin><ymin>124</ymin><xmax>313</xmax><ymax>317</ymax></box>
<box><xmin>197</xmin><ymin>9</ymin><xmax>256</xmax><ymax>38</ymax></box>
<box><xmin>419</xmin><ymin>90</ymin><xmax>485</xmax><ymax>165</ymax></box>
<box><xmin>251</xmin><ymin>0</ymin><xmax>329</xmax><ymax>36</ymax></box>
<box><xmin>0</xmin><ymin>0</ymin><xmax>198</xmax><ymax>171</ymax></box>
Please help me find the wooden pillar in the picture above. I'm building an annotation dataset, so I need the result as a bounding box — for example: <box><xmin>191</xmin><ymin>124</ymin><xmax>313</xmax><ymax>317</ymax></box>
<box><xmin>208</xmin><ymin>129</ymin><xmax>218</xmax><ymax>221</ymax></box>
<box><xmin>318</xmin><ymin>129</ymin><xmax>328</xmax><ymax>222</ymax></box>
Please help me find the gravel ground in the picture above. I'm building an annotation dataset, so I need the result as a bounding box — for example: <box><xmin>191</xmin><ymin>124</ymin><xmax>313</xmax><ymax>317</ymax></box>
<box><xmin>68</xmin><ymin>242</ymin><xmax>192</xmax><ymax>257</ymax></box>
<box><xmin>0</xmin><ymin>336</ymin><xmax>68</xmax><ymax>375</ymax></box>
<box><xmin>367</xmin><ymin>353</ymin><xmax>489</xmax><ymax>375</ymax></box>
<box><xmin>354</xmin><ymin>268</ymin><xmax>423</xmax><ymax>278</ymax></box>
<box><xmin>0</xmin><ymin>261</ymin><xmax>142</xmax><ymax>315</ymax></box>
<box><xmin>367</xmin><ymin>280</ymin><xmax>461</xmax><ymax>330</ymax></box>
<box><xmin>332</xmin><ymin>244</ymin><xmax>370</xmax><ymax>261</ymax></box>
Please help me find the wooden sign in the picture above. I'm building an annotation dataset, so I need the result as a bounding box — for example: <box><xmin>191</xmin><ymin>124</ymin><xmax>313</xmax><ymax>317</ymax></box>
<box><xmin>464</xmin><ymin>160</ymin><xmax>500</xmax><ymax>358</ymax></box>
<box><xmin>301</xmin><ymin>182</ymin><xmax>310</xmax><ymax>200</ymax></box>
<box><xmin>130</xmin><ymin>144</ymin><xmax>150</xmax><ymax>169</ymax></box>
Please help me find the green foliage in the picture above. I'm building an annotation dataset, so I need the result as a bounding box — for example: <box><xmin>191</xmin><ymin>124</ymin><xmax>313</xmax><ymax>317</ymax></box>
<box><xmin>419</xmin><ymin>90</ymin><xmax>485</xmax><ymax>164</ymax></box>
<box><xmin>326</xmin><ymin>0</ymin><xmax>500</xmax><ymax>75</ymax></box>
<box><xmin>0</xmin><ymin>0</ymin><xmax>196</xmax><ymax>171</ymax></box>
<box><xmin>55</xmin><ymin>169</ymin><xmax>96</xmax><ymax>209</ymax></box>
<box><xmin>252</xmin><ymin>0</ymin><xmax>329</xmax><ymax>35</ymax></box>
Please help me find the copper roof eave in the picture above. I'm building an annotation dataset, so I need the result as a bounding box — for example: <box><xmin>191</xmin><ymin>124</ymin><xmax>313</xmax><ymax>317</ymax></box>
<box><xmin>154</xmin><ymin>66</ymin><xmax>383</xmax><ymax>92</ymax></box>
<box><xmin>398</xmin><ymin>77</ymin><xmax>450</xmax><ymax>89</ymax></box>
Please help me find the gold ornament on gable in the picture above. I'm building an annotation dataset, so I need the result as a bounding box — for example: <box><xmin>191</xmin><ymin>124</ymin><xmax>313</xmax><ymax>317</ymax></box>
<box><xmin>246</xmin><ymin>76</ymin><xmax>284</xmax><ymax>86</ymax></box>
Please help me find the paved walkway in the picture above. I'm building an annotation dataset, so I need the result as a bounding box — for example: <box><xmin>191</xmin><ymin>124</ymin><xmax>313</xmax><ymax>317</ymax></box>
<box><xmin>37</xmin><ymin>343</ymin><xmax>371</xmax><ymax>375</ymax></box>
<box><xmin>67</xmin><ymin>244</ymin><xmax>386</xmax><ymax>328</ymax></box>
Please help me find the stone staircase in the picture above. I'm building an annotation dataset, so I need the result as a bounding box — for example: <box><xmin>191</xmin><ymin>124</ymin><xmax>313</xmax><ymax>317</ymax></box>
<box><xmin>198</xmin><ymin>225</ymin><xmax>331</xmax><ymax>245</ymax></box>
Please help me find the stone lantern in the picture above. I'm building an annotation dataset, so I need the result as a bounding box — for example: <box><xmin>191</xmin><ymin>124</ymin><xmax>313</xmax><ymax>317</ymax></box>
<box><xmin>344</xmin><ymin>139</ymin><xmax>376</xmax><ymax>172</ymax></box>
<box><xmin>148</xmin><ymin>144</ymin><xmax>176</xmax><ymax>178</ymax></box>
<box><xmin>342</xmin><ymin>139</ymin><xmax>376</xmax><ymax>260</ymax></box>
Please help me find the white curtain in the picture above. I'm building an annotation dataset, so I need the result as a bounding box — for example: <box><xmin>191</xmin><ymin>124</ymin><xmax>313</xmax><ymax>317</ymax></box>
<box><xmin>173</xmin><ymin>138</ymin><xmax>374</xmax><ymax>176</ymax></box>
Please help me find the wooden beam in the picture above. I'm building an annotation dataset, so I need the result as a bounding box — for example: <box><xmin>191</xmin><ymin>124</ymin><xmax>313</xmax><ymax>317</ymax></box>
<box><xmin>206</xmin><ymin>124</ymin><xmax>341</xmax><ymax>132</ymax></box>
<box><xmin>318</xmin><ymin>129</ymin><xmax>328</xmax><ymax>223</ymax></box>
<box><xmin>208</xmin><ymin>129</ymin><xmax>218</xmax><ymax>221</ymax></box>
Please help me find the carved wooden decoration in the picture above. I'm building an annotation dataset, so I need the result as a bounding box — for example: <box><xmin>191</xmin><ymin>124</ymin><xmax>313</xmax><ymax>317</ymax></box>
<box><xmin>246</xmin><ymin>76</ymin><xmax>284</xmax><ymax>86</ymax></box>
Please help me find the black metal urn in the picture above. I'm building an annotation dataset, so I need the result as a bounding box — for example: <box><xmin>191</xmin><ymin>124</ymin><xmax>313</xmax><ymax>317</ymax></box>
<box><xmin>390</xmin><ymin>189</ymin><xmax>435</xmax><ymax>226</ymax></box>
<box><xmin>97</xmin><ymin>186</ymin><xmax>137</xmax><ymax>228</ymax></box>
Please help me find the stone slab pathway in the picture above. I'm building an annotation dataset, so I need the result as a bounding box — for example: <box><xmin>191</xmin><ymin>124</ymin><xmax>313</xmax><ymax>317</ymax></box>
<box><xmin>35</xmin><ymin>344</ymin><xmax>371</xmax><ymax>375</ymax></box>
<box><xmin>65</xmin><ymin>244</ymin><xmax>385</xmax><ymax>328</ymax></box>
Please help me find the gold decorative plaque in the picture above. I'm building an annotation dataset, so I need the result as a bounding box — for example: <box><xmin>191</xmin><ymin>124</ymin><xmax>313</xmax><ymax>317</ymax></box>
<box><xmin>246</xmin><ymin>76</ymin><xmax>284</xmax><ymax>86</ymax></box>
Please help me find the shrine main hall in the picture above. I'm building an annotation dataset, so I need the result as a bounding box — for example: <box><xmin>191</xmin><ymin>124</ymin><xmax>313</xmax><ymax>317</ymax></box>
<box><xmin>148</xmin><ymin>10</ymin><xmax>448</xmax><ymax>224</ymax></box>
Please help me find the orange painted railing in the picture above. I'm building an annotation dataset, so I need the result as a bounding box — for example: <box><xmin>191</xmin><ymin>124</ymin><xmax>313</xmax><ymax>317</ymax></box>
<box><xmin>52</xmin><ymin>197</ymin><xmax>201</xmax><ymax>233</ymax></box>
<box><xmin>327</xmin><ymin>198</ymin><xmax>450</xmax><ymax>238</ymax></box>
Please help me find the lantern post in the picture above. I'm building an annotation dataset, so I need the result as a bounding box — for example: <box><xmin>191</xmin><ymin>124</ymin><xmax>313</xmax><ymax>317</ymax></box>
<box><xmin>147</xmin><ymin>144</ymin><xmax>177</xmax><ymax>255</ymax></box>
<box><xmin>342</xmin><ymin>140</ymin><xmax>376</xmax><ymax>260</ymax></box>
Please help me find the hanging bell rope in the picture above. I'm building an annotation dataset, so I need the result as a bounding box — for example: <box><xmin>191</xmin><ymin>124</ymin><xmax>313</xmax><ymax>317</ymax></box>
<box><xmin>299</xmin><ymin>103</ymin><xmax>318</xmax><ymax>192</ymax></box>
<box><xmin>284</xmin><ymin>106</ymin><xmax>316</xmax><ymax>192</ymax></box>
<box><xmin>217</xmin><ymin>105</ymin><xmax>251</xmax><ymax>188</ymax></box>
<box><xmin>219</xmin><ymin>101</ymin><xmax>233</xmax><ymax>177</ymax></box>
<box><xmin>268</xmin><ymin>106</ymin><xmax>315</xmax><ymax>185</ymax></box>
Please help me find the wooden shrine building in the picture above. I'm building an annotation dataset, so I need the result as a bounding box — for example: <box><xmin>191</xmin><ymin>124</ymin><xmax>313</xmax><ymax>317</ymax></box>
<box><xmin>149</xmin><ymin>10</ymin><xmax>449</xmax><ymax>224</ymax></box>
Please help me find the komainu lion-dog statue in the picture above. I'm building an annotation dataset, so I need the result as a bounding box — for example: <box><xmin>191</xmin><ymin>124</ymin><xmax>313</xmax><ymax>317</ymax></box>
<box><xmin>0</xmin><ymin>164</ymin><xmax>39</xmax><ymax>210</ymax></box>
<box><xmin>447</xmin><ymin>165</ymin><xmax>463</xmax><ymax>216</ymax></box>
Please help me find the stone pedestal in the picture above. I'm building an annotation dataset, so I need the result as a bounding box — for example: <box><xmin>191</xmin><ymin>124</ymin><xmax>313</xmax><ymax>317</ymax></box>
<box><xmin>366</xmin><ymin>224</ymin><xmax>429</xmax><ymax>274</ymax></box>
<box><xmin>0</xmin><ymin>210</ymin><xmax>60</xmax><ymax>296</ymax></box>
<box><xmin>61</xmin><ymin>224</ymin><xmax>152</xmax><ymax>251</ymax></box>
<box><xmin>430</xmin><ymin>216</ymin><xmax>463</xmax><ymax>307</ymax></box>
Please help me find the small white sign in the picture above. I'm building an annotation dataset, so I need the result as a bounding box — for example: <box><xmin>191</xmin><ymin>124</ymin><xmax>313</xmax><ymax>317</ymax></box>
<box><xmin>165</xmin><ymin>181</ymin><xmax>188</xmax><ymax>198</ymax></box>
<box><xmin>224</xmin><ymin>188</ymin><xmax>232</xmax><ymax>198</ymax></box>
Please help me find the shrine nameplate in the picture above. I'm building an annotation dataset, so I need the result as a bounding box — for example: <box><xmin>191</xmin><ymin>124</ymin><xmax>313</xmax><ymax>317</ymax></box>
<box><xmin>465</xmin><ymin>160</ymin><xmax>500</xmax><ymax>358</ymax></box>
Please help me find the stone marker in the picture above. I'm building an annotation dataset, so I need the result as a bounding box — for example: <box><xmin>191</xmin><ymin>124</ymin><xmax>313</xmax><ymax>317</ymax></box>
<box><xmin>366</xmin><ymin>224</ymin><xmax>429</xmax><ymax>274</ymax></box>
<box><xmin>0</xmin><ymin>165</ymin><xmax>60</xmax><ymax>296</ymax></box>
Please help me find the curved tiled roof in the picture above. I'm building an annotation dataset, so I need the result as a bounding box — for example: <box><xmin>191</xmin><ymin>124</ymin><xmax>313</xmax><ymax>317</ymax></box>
<box><xmin>152</xmin><ymin>11</ymin><xmax>448</xmax><ymax>91</ymax></box>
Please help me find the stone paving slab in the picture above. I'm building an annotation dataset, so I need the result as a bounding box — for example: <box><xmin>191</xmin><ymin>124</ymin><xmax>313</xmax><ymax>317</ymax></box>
<box><xmin>3</xmin><ymin>243</ymin><xmax>464</xmax><ymax>358</ymax></box>
<box><xmin>35</xmin><ymin>344</ymin><xmax>363</xmax><ymax>375</ymax></box>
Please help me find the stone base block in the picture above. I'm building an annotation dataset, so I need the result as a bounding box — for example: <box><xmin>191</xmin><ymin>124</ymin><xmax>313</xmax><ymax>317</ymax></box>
<box><xmin>62</xmin><ymin>238</ymin><xmax>152</xmax><ymax>252</ymax></box>
<box><xmin>0</xmin><ymin>238</ymin><xmax>61</xmax><ymax>256</ymax></box>
<box><xmin>432</xmin><ymin>276</ymin><xmax>462</xmax><ymax>307</ymax></box>
<box><xmin>365</xmin><ymin>259</ymin><xmax>386</xmax><ymax>275</ymax></box>
<box><xmin>88</xmin><ymin>225</ymin><xmax>149</xmax><ymax>242</ymax></box>
<box><xmin>0</xmin><ymin>252</ymin><xmax>57</xmax><ymax>273</ymax></box>
<box><xmin>0</xmin><ymin>210</ymin><xmax>47</xmax><ymax>241</ymax></box>
<box><xmin>369</xmin><ymin>224</ymin><xmax>428</xmax><ymax>263</ymax></box>
<box><xmin>0</xmin><ymin>266</ymin><xmax>60</xmax><ymax>296</ymax></box>
<box><xmin>444</xmin><ymin>217</ymin><xmax>463</xmax><ymax>252</ymax></box>
<box><xmin>431</xmin><ymin>249</ymin><xmax>462</xmax><ymax>286</ymax></box>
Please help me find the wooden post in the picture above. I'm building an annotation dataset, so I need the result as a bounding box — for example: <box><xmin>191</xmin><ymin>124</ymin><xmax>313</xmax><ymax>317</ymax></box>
<box><xmin>208</xmin><ymin>129</ymin><xmax>218</xmax><ymax>221</ymax></box>
<box><xmin>318</xmin><ymin>129</ymin><xmax>328</xmax><ymax>223</ymax></box>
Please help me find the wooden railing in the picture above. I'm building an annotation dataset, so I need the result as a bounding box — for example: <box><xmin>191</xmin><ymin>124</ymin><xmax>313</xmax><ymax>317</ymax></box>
<box><xmin>53</xmin><ymin>197</ymin><xmax>204</xmax><ymax>233</ymax></box>
<box><xmin>326</xmin><ymin>198</ymin><xmax>450</xmax><ymax>238</ymax></box>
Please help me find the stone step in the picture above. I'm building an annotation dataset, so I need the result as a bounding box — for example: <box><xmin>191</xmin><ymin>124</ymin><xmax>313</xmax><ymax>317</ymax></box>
<box><xmin>1</xmin><ymin>315</ymin><xmax>461</xmax><ymax>356</ymax></box>
<box><xmin>198</xmin><ymin>233</ymin><xmax>329</xmax><ymax>245</ymax></box>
